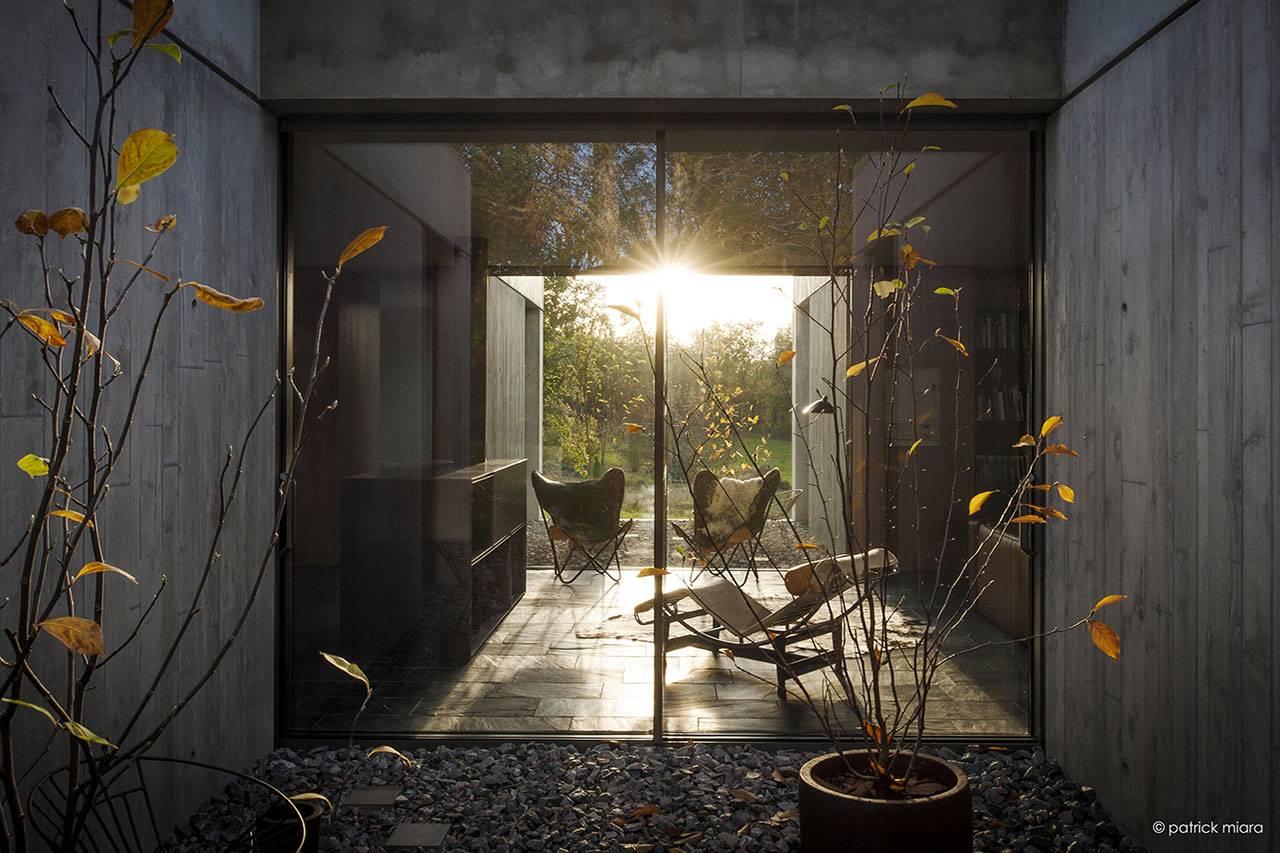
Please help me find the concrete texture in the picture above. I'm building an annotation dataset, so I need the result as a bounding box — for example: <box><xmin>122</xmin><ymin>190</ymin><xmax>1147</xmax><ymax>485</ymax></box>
<box><xmin>260</xmin><ymin>0</ymin><xmax>1062</xmax><ymax>108</ymax></box>
<box><xmin>1045</xmin><ymin>0</ymin><xmax>1277</xmax><ymax>848</ymax></box>
<box><xmin>1063</xmin><ymin>0</ymin><xmax>1185</xmax><ymax>91</ymax></box>
<box><xmin>0</xmin><ymin>0</ymin><xmax>277</xmax><ymax>841</ymax></box>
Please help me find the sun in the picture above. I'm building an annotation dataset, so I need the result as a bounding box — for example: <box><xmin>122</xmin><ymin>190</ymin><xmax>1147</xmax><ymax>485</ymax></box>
<box><xmin>589</xmin><ymin>268</ymin><xmax>794</xmax><ymax>343</ymax></box>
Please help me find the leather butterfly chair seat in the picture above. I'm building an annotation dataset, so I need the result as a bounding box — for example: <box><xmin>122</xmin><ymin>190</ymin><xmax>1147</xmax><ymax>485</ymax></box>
<box><xmin>532</xmin><ymin>467</ymin><xmax>633</xmax><ymax>583</ymax></box>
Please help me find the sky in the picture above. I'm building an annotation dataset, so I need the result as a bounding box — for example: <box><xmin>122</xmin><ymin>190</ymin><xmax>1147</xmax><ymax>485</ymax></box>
<box><xmin>587</xmin><ymin>271</ymin><xmax>795</xmax><ymax>344</ymax></box>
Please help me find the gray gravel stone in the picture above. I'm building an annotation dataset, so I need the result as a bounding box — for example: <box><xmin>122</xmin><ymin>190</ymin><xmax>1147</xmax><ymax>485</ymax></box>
<box><xmin>162</xmin><ymin>742</ymin><xmax>1142</xmax><ymax>852</ymax></box>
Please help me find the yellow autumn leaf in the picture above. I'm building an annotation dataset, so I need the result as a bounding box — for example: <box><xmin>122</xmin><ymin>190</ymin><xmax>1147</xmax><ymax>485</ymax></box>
<box><xmin>847</xmin><ymin>355</ymin><xmax>881</xmax><ymax>377</ymax></box>
<box><xmin>37</xmin><ymin>617</ymin><xmax>105</xmax><ymax>656</ymax></box>
<box><xmin>873</xmin><ymin>279</ymin><xmax>901</xmax><ymax>298</ymax></box>
<box><xmin>624</xmin><ymin>422</ymin><xmax>645</xmax><ymax>434</ymax></box>
<box><xmin>14</xmin><ymin>209</ymin><xmax>49</xmax><ymax>236</ymax></box>
<box><xmin>49</xmin><ymin>208</ymin><xmax>88</xmax><ymax>238</ymax></box>
<box><xmin>636</xmin><ymin>567</ymin><xmax>669</xmax><ymax>578</ymax></box>
<box><xmin>289</xmin><ymin>792</ymin><xmax>334</xmax><ymax>810</ymax></box>
<box><xmin>187</xmin><ymin>283</ymin><xmax>264</xmax><ymax>313</ymax></box>
<box><xmin>111</xmin><ymin>258</ymin><xmax>169</xmax><ymax>282</ymax></box>
<box><xmin>366</xmin><ymin>746</ymin><xmax>412</xmax><ymax>765</ymax></box>
<box><xmin>776</xmin><ymin>349</ymin><xmax>796</xmax><ymax>365</ymax></box>
<box><xmin>1087</xmin><ymin>620</ymin><xmax>1121</xmax><ymax>659</ymax></box>
<box><xmin>24</xmin><ymin>307</ymin><xmax>76</xmax><ymax>325</ymax></box>
<box><xmin>1043</xmin><ymin>444</ymin><xmax>1080</xmax><ymax>457</ymax></box>
<box><xmin>1013</xmin><ymin>434</ymin><xmax>1037</xmax><ymax>448</ymax></box>
<box><xmin>903</xmin><ymin>162</ymin><xmax>916</xmax><ymax>176</ymax></box>
<box><xmin>336</xmin><ymin>225</ymin><xmax>388</xmax><ymax>273</ymax></box>
<box><xmin>1040</xmin><ymin>415</ymin><xmax>1064</xmax><ymax>437</ymax></box>
<box><xmin>132</xmin><ymin>0</ymin><xmax>174</xmax><ymax>47</ymax></box>
<box><xmin>17</xmin><ymin>454</ymin><xmax>50</xmax><ymax>478</ymax></box>
<box><xmin>73</xmin><ymin>562</ymin><xmax>137</xmax><ymax>584</ymax></box>
<box><xmin>116</xmin><ymin>129</ymin><xmax>177</xmax><ymax>203</ymax></box>
<box><xmin>1009</xmin><ymin>515</ymin><xmax>1047</xmax><ymax>524</ymax></box>
<box><xmin>320</xmin><ymin>652</ymin><xmax>370</xmax><ymax>693</ymax></box>
<box><xmin>908</xmin><ymin>438</ymin><xmax>922</xmax><ymax>457</ymax></box>
<box><xmin>902</xmin><ymin>92</ymin><xmax>958</xmax><ymax>111</ymax></box>
<box><xmin>1058</xmin><ymin>484</ymin><xmax>1075</xmax><ymax>503</ymax></box>
<box><xmin>1092</xmin><ymin>594</ymin><xmax>1128</xmax><ymax>612</ymax></box>
<box><xmin>1043</xmin><ymin>507</ymin><xmax>1068</xmax><ymax>520</ymax></box>
<box><xmin>866</xmin><ymin>227</ymin><xmax>902</xmax><ymax>243</ymax></box>
<box><xmin>18</xmin><ymin>313</ymin><xmax>67</xmax><ymax>347</ymax></box>
<box><xmin>968</xmin><ymin>490</ymin><xmax>997</xmax><ymax>515</ymax></box>
<box><xmin>145</xmin><ymin>214</ymin><xmax>177</xmax><ymax>233</ymax></box>
<box><xmin>64</xmin><ymin>720</ymin><xmax>116</xmax><ymax>749</ymax></box>
<box><xmin>47</xmin><ymin>509</ymin><xmax>94</xmax><ymax>528</ymax></box>
<box><xmin>0</xmin><ymin>698</ymin><xmax>59</xmax><ymax>727</ymax></box>
<box><xmin>793</xmin><ymin>542</ymin><xmax>825</xmax><ymax>550</ymax></box>
<box><xmin>936</xmin><ymin>332</ymin><xmax>968</xmax><ymax>356</ymax></box>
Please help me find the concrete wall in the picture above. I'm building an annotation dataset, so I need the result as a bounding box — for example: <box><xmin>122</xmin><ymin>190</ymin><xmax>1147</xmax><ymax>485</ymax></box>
<box><xmin>0</xmin><ymin>0</ymin><xmax>278</xmax><ymax>839</ymax></box>
<box><xmin>260</xmin><ymin>0</ymin><xmax>1062</xmax><ymax>109</ymax></box>
<box><xmin>1044</xmin><ymin>0</ymin><xmax>1277</xmax><ymax>848</ymax></box>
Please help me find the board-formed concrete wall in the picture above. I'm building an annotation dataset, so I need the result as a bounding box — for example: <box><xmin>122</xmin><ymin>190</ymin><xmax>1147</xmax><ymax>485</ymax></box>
<box><xmin>0</xmin><ymin>0</ymin><xmax>278</xmax><ymax>837</ymax></box>
<box><xmin>1045</xmin><ymin>0</ymin><xmax>1277</xmax><ymax>848</ymax></box>
<box><xmin>260</xmin><ymin>0</ymin><xmax>1062</xmax><ymax>108</ymax></box>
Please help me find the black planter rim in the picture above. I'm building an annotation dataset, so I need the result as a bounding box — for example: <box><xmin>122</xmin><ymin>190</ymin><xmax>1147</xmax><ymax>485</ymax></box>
<box><xmin>799</xmin><ymin>750</ymin><xmax>969</xmax><ymax>806</ymax></box>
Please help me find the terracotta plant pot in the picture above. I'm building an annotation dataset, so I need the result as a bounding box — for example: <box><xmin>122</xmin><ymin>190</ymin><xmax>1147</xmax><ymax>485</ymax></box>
<box><xmin>253</xmin><ymin>798</ymin><xmax>324</xmax><ymax>853</ymax></box>
<box><xmin>798</xmin><ymin>752</ymin><xmax>971</xmax><ymax>852</ymax></box>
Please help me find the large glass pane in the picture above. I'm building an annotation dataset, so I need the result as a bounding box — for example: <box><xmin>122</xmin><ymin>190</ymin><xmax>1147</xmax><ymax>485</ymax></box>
<box><xmin>283</xmin><ymin>135</ymin><xmax>659</xmax><ymax>737</ymax></box>
<box><xmin>658</xmin><ymin>129</ymin><xmax>1033</xmax><ymax>739</ymax></box>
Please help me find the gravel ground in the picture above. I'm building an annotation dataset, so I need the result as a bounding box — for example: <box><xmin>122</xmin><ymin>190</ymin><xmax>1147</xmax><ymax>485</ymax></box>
<box><xmin>164</xmin><ymin>742</ymin><xmax>1143</xmax><ymax>852</ymax></box>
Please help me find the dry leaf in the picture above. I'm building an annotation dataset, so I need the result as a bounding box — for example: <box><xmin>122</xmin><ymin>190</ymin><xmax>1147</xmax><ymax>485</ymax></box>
<box><xmin>47</xmin><ymin>509</ymin><xmax>93</xmax><ymax>528</ymax></box>
<box><xmin>366</xmin><ymin>745</ymin><xmax>412</xmax><ymax>765</ymax></box>
<box><xmin>903</xmin><ymin>92</ymin><xmax>958</xmax><ymax>110</ymax></box>
<box><xmin>116</xmin><ymin>129</ymin><xmax>177</xmax><ymax>203</ymax></box>
<box><xmin>1009</xmin><ymin>515</ymin><xmax>1047</xmax><ymax>524</ymax></box>
<box><xmin>847</xmin><ymin>356</ymin><xmax>880</xmax><ymax>377</ymax></box>
<box><xmin>18</xmin><ymin>313</ymin><xmax>67</xmax><ymax>347</ymax></box>
<box><xmin>49</xmin><ymin>207</ymin><xmax>88</xmax><ymax>238</ymax></box>
<box><xmin>1040</xmin><ymin>415</ymin><xmax>1064</xmax><ymax>437</ymax></box>
<box><xmin>1088</xmin><ymin>620</ymin><xmax>1120</xmax><ymax>659</ymax></box>
<box><xmin>14</xmin><ymin>209</ymin><xmax>48</xmax><ymax>236</ymax></box>
<box><xmin>935</xmin><ymin>332</ymin><xmax>968</xmax><ymax>357</ymax></box>
<box><xmin>636</xmin><ymin>567</ymin><xmax>669</xmax><ymax>578</ymax></box>
<box><xmin>730</xmin><ymin>788</ymin><xmax>759</xmax><ymax>803</ymax></box>
<box><xmin>38</xmin><ymin>617</ymin><xmax>104</xmax><ymax>656</ymax></box>
<box><xmin>320</xmin><ymin>651</ymin><xmax>370</xmax><ymax>692</ymax></box>
<box><xmin>968</xmin><ymin>490</ymin><xmax>997</xmax><ymax>515</ymax></box>
<box><xmin>1058</xmin><ymin>484</ymin><xmax>1075</xmax><ymax>503</ymax></box>
<box><xmin>337</xmin><ymin>225</ymin><xmax>388</xmax><ymax>273</ymax></box>
<box><xmin>776</xmin><ymin>349</ymin><xmax>796</xmax><ymax>365</ymax></box>
<box><xmin>132</xmin><ymin>0</ymin><xmax>175</xmax><ymax>47</ymax></box>
<box><xmin>188</xmin><ymin>282</ymin><xmax>264</xmax><ymax>313</ymax></box>
<box><xmin>73</xmin><ymin>562</ymin><xmax>137</xmax><ymax>584</ymax></box>
<box><xmin>1092</xmin><ymin>594</ymin><xmax>1127</xmax><ymax>612</ymax></box>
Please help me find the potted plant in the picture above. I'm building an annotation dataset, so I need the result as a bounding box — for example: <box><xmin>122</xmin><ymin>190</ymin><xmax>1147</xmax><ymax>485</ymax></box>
<box><xmin>618</xmin><ymin>88</ymin><xmax>1125</xmax><ymax>851</ymax></box>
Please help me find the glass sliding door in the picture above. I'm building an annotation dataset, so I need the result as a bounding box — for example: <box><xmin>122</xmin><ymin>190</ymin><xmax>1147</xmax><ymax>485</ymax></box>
<box><xmin>283</xmin><ymin>134</ymin><xmax>661</xmax><ymax>737</ymax></box>
<box><xmin>656</xmin><ymin>128</ymin><xmax>1033</xmax><ymax>739</ymax></box>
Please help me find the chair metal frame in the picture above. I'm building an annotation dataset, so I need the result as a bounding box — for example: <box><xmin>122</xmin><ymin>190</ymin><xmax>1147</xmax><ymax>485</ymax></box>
<box><xmin>635</xmin><ymin>549</ymin><xmax>898</xmax><ymax>698</ymax></box>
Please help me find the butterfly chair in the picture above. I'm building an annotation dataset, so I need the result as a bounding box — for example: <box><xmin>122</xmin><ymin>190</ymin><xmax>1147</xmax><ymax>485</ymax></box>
<box><xmin>532</xmin><ymin>468</ymin><xmax>634</xmax><ymax>584</ymax></box>
<box><xmin>671</xmin><ymin>468</ymin><xmax>783</xmax><ymax>581</ymax></box>
<box><xmin>634</xmin><ymin>548</ymin><xmax>898</xmax><ymax>698</ymax></box>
